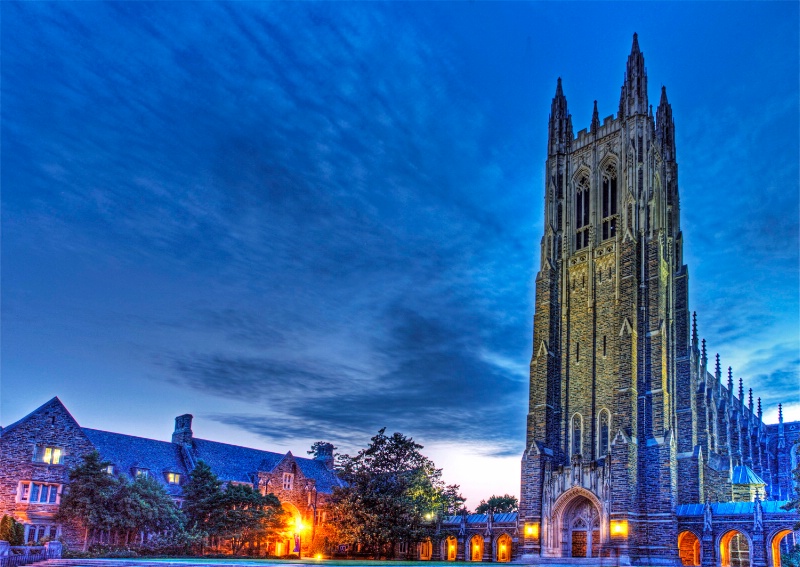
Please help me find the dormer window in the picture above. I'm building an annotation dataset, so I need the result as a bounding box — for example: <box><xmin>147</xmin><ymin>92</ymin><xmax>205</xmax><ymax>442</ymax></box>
<box><xmin>166</xmin><ymin>472</ymin><xmax>181</xmax><ymax>484</ymax></box>
<box><xmin>283</xmin><ymin>473</ymin><xmax>294</xmax><ymax>490</ymax></box>
<box><xmin>34</xmin><ymin>446</ymin><xmax>63</xmax><ymax>465</ymax></box>
<box><xmin>575</xmin><ymin>175</ymin><xmax>590</xmax><ymax>250</ymax></box>
<box><xmin>134</xmin><ymin>468</ymin><xmax>149</xmax><ymax>478</ymax></box>
<box><xmin>105</xmin><ymin>465</ymin><xmax>115</xmax><ymax>474</ymax></box>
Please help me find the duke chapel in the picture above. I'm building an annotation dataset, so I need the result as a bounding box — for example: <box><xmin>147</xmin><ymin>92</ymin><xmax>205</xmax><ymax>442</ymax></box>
<box><xmin>518</xmin><ymin>35</ymin><xmax>798</xmax><ymax>566</ymax></box>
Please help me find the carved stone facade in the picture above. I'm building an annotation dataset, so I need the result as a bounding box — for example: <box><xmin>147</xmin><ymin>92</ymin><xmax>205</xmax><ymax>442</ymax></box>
<box><xmin>519</xmin><ymin>35</ymin><xmax>798</xmax><ymax>566</ymax></box>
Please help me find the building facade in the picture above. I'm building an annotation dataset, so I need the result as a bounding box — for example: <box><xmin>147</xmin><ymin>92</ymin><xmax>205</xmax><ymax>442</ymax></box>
<box><xmin>0</xmin><ymin>397</ymin><xmax>342</xmax><ymax>555</ymax></box>
<box><xmin>519</xmin><ymin>35</ymin><xmax>798</xmax><ymax>566</ymax></box>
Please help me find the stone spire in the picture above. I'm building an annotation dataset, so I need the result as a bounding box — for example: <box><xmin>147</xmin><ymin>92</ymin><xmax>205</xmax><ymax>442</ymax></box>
<box><xmin>701</xmin><ymin>339</ymin><xmax>707</xmax><ymax>368</ymax></box>
<box><xmin>748</xmin><ymin>389</ymin><xmax>753</xmax><ymax>413</ymax></box>
<box><xmin>619</xmin><ymin>33</ymin><xmax>648</xmax><ymax>117</ymax></box>
<box><xmin>727</xmin><ymin>367</ymin><xmax>734</xmax><ymax>398</ymax></box>
<box><xmin>778</xmin><ymin>404</ymin><xmax>785</xmax><ymax>448</ymax></box>
<box><xmin>738</xmin><ymin>378</ymin><xmax>744</xmax><ymax>404</ymax></box>
<box><xmin>591</xmin><ymin>100</ymin><xmax>600</xmax><ymax>135</ymax></box>
<box><xmin>715</xmin><ymin>354</ymin><xmax>721</xmax><ymax>380</ymax></box>
<box><xmin>548</xmin><ymin>78</ymin><xmax>573</xmax><ymax>156</ymax></box>
<box><xmin>656</xmin><ymin>86</ymin><xmax>676</xmax><ymax>163</ymax></box>
<box><xmin>757</xmin><ymin>398</ymin><xmax>763</xmax><ymax>421</ymax></box>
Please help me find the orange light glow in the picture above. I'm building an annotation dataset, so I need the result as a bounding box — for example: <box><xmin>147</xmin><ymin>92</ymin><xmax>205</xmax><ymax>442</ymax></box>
<box><xmin>295</xmin><ymin>518</ymin><xmax>306</xmax><ymax>532</ymax></box>
<box><xmin>315</xmin><ymin>554</ymin><xmax>322</xmax><ymax>560</ymax></box>
<box><xmin>610</xmin><ymin>519</ymin><xmax>629</xmax><ymax>537</ymax></box>
<box><xmin>524</xmin><ymin>523</ymin><xmax>539</xmax><ymax>539</ymax></box>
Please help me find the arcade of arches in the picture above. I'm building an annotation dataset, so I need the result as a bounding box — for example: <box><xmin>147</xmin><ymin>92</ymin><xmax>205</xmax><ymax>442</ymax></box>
<box><xmin>676</xmin><ymin>528</ymin><xmax>795</xmax><ymax>567</ymax></box>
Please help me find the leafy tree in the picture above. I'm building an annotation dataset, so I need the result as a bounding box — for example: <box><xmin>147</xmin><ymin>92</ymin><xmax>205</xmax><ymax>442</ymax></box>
<box><xmin>213</xmin><ymin>484</ymin><xmax>285</xmax><ymax>554</ymax></box>
<box><xmin>475</xmin><ymin>494</ymin><xmax>518</xmax><ymax>515</ymax></box>
<box><xmin>330</xmin><ymin>428</ymin><xmax>454</xmax><ymax>559</ymax></box>
<box><xmin>54</xmin><ymin>451</ymin><xmax>119</xmax><ymax>550</ymax></box>
<box><xmin>128</xmin><ymin>474</ymin><xmax>184</xmax><ymax>534</ymax></box>
<box><xmin>0</xmin><ymin>514</ymin><xmax>25</xmax><ymax>545</ymax></box>
<box><xmin>307</xmin><ymin>442</ymin><xmax>337</xmax><ymax>458</ymax></box>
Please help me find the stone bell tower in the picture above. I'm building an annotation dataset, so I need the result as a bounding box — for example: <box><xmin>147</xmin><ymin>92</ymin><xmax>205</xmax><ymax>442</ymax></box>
<box><xmin>519</xmin><ymin>34</ymin><xmax>688</xmax><ymax>565</ymax></box>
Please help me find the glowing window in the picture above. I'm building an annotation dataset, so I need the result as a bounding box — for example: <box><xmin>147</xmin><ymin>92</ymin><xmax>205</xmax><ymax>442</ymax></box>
<box><xmin>283</xmin><ymin>472</ymin><xmax>294</xmax><ymax>490</ymax></box>
<box><xmin>34</xmin><ymin>446</ymin><xmax>63</xmax><ymax>465</ymax></box>
<box><xmin>167</xmin><ymin>472</ymin><xmax>181</xmax><ymax>484</ymax></box>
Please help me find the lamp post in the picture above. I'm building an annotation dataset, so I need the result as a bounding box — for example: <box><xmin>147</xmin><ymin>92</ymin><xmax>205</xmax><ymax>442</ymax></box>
<box><xmin>294</xmin><ymin>518</ymin><xmax>306</xmax><ymax>559</ymax></box>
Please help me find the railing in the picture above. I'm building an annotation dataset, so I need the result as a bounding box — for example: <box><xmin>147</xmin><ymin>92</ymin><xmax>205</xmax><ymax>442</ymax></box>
<box><xmin>0</xmin><ymin>546</ymin><xmax>60</xmax><ymax>567</ymax></box>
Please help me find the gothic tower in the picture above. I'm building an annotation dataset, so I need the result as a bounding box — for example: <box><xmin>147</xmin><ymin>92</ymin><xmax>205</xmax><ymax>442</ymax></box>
<box><xmin>519</xmin><ymin>34</ymin><xmax>689</xmax><ymax>564</ymax></box>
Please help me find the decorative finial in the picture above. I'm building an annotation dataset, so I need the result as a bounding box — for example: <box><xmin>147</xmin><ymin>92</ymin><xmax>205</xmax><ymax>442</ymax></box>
<box><xmin>748</xmin><ymin>388</ymin><xmax>753</xmax><ymax>412</ymax></box>
<box><xmin>692</xmin><ymin>312</ymin><xmax>698</xmax><ymax>346</ymax></box>
<box><xmin>779</xmin><ymin>403</ymin><xmax>783</xmax><ymax>423</ymax></box>
<box><xmin>715</xmin><ymin>354</ymin><xmax>721</xmax><ymax>377</ymax></box>
<box><xmin>738</xmin><ymin>378</ymin><xmax>744</xmax><ymax>402</ymax></box>
<box><xmin>631</xmin><ymin>32</ymin><xmax>640</xmax><ymax>53</ymax></box>
<box><xmin>758</xmin><ymin>397</ymin><xmax>762</xmax><ymax>420</ymax></box>
<box><xmin>591</xmin><ymin>100</ymin><xmax>599</xmax><ymax>134</ymax></box>
<box><xmin>727</xmin><ymin>367</ymin><xmax>734</xmax><ymax>394</ymax></box>
<box><xmin>701</xmin><ymin>339</ymin><xmax>707</xmax><ymax>364</ymax></box>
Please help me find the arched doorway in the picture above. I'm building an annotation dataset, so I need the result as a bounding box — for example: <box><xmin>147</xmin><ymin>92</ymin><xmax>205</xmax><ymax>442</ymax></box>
<box><xmin>770</xmin><ymin>529</ymin><xmax>793</xmax><ymax>567</ymax></box>
<box><xmin>418</xmin><ymin>539</ymin><xmax>432</xmax><ymax>560</ymax></box>
<box><xmin>495</xmin><ymin>534</ymin><xmax>512</xmax><ymax>562</ymax></box>
<box><xmin>278</xmin><ymin>502</ymin><xmax>302</xmax><ymax>557</ymax></box>
<box><xmin>563</xmin><ymin>496</ymin><xmax>601</xmax><ymax>558</ymax></box>
<box><xmin>443</xmin><ymin>536</ymin><xmax>457</xmax><ymax>561</ymax></box>
<box><xmin>720</xmin><ymin>530</ymin><xmax>750</xmax><ymax>567</ymax></box>
<box><xmin>470</xmin><ymin>535</ymin><xmax>484</xmax><ymax>561</ymax></box>
<box><xmin>678</xmin><ymin>530</ymin><xmax>700</xmax><ymax>566</ymax></box>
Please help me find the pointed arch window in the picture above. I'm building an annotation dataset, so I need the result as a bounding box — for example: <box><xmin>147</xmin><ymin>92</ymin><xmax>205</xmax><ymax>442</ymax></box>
<box><xmin>575</xmin><ymin>175</ymin><xmax>590</xmax><ymax>250</ymax></box>
<box><xmin>601</xmin><ymin>164</ymin><xmax>618</xmax><ymax>241</ymax></box>
<box><xmin>571</xmin><ymin>414</ymin><xmax>583</xmax><ymax>457</ymax></box>
<box><xmin>598</xmin><ymin>410</ymin><xmax>610</xmax><ymax>458</ymax></box>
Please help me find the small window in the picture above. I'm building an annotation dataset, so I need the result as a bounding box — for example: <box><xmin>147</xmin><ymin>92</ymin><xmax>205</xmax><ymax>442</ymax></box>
<box><xmin>603</xmin><ymin>336</ymin><xmax>607</xmax><ymax>357</ymax></box>
<box><xmin>34</xmin><ymin>446</ymin><xmax>63</xmax><ymax>465</ymax></box>
<box><xmin>571</xmin><ymin>414</ymin><xmax>582</xmax><ymax>457</ymax></box>
<box><xmin>134</xmin><ymin>468</ymin><xmax>150</xmax><ymax>478</ymax></box>
<box><xmin>105</xmin><ymin>465</ymin><xmax>115</xmax><ymax>474</ymax></box>
<box><xmin>598</xmin><ymin>410</ymin><xmax>610</xmax><ymax>458</ymax></box>
<box><xmin>283</xmin><ymin>472</ymin><xmax>294</xmax><ymax>491</ymax></box>
<box><xmin>576</xmin><ymin>342</ymin><xmax>580</xmax><ymax>362</ymax></box>
<box><xmin>167</xmin><ymin>472</ymin><xmax>181</xmax><ymax>484</ymax></box>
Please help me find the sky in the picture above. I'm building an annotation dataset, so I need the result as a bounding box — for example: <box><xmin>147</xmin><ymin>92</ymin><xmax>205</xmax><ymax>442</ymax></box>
<box><xmin>2</xmin><ymin>2</ymin><xmax>798</xmax><ymax>507</ymax></box>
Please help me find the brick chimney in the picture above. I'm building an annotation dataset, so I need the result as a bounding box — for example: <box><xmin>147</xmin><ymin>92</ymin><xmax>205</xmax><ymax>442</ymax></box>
<box><xmin>313</xmin><ymin>442</ymin><xmax>335</xmax><ymax>471</ymax></box>
<box><xmin>172</xmin><ymin>414</ymin><xmax>193</xmax><ymax>445</ymax></box>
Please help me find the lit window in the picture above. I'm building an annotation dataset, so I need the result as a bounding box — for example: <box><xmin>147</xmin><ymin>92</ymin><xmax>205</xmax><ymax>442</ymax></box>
<box><xmin>167</xmin><ymin>472</ymin><xmax>181</xmax><ymax>484</ymax></box>
<box><xmin>283</xmin><ymin>472</ymin><xmax>294</xmax><ymax>490</ymax></box>
<box><xmin>105</xmin><ymin>465</ymin><xmax>115</xmax><ymax>474</ymax></box>
<box><xmin>34</xmin><ymin>446</ymin><xmax>63</xmax><ymax>465</ymax></box>
<box><xmin>134</xmin><ymin>468</ymin><xmax>149</xmax><ymax>478</ymax></box>
<box><xmin>18</xmin><ymin>481</ymin><xmax>60</xmax><ymax>505</ymax></box>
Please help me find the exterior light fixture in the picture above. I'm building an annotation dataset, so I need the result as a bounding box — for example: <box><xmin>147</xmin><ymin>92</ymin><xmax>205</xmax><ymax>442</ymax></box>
<box><xmin>524</xmin><ymin>522</ymin><xmax>540</xmax><ymax>539</ymax></box>
<box><xmin>610</xmin><ymin>519</ymin><xmax>629</xmax><ymax>537</ymax></box>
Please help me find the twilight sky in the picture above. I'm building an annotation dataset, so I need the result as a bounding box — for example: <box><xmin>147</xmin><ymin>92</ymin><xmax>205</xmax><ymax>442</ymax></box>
<box><xmin>2</xmin><ymin>2</ymin><xmax>798</xmax><ymax>505</ymax></box>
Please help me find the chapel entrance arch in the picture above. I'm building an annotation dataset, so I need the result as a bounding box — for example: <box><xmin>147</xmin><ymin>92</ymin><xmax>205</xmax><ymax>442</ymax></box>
<box><xmin>678</xmin><ymin>530</ymin><xmax>701</xmax><ymax>566</ymax></box>
<box><xmin>549</xmin><ymin>487</ymin><xmax>605</xmax><ymax>558</ymax></box>
<box><xmin>495</xmin><ymin>534</ymin><xmax>512</xmax><ymax>562</ymax></box>
<box><xmin>720</xmin><ymin>529</ymin><xmax>750</xmax><ymax>567</ymax></box>
<box><xmin>770</xmin><ymin>529</ymin><xmax>793</xmax><ymax>567</ymax></box>
<box><xmin>443</xmin><ymin>536</ymin><xmax>457</xmax><ymax>561</ymax></box>
<box><xmin>469</xmin><ymin>535</ymin><xmax>484</xmax><ymax>561</ymax></box>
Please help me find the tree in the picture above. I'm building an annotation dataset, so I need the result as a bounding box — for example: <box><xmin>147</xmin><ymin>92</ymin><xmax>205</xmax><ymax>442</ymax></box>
<box><xmin>213</xmin><ymin>484</ymin><xmax>285</xmax><ymax>554</ymax></box>
<box><xmin>475</xmin><ymin>494</ymin><xmax>518</xmax><ymax>515</ymax></box>
<box><xmin>330</xmin><ymin>428</ymin><xmax>454</xmax><ymax>559</ymax></box>
<box><xmin>54</xmin><ymin>451</ymin><xmax>119</xmax><ymax>551</ymax></box>
<box><xmin>0</xmin><ymin>515</ymin><xmax>25</xmax><ymax>545</ymax></box>
<box><xmin>181</xmin><ymin>460</ymin><xmax>223</xmax><ymax>536</ymax></box>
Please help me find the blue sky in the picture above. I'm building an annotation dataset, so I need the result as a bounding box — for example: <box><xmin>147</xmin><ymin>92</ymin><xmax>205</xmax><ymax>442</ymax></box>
<box><xmin>2</xmin><ymin>2</ymin><xmax>798</xmax><ymax>504</ymax></box>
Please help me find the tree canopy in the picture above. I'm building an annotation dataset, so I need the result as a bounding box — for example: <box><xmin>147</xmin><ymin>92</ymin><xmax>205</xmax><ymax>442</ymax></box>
<box><xmin>329</xmin><ymin>428</ymin><xmax>464</xmax><ymax>558</ymax></box>
<box><xmin>474</xmin><ymin>494</ymin><xmax>518</xmax><ymax>515</ymax></box>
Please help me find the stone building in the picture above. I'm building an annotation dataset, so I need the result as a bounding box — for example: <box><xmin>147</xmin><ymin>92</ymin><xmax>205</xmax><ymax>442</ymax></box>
<box><xmin>0</xmin><ymin>397</ymin><xmax>342</xmax><ymax>555</ymax></box>
<box><xmin>519</xmin><ymin>34</ymin><xmax>798</xmax><ymax>566</ymax></box>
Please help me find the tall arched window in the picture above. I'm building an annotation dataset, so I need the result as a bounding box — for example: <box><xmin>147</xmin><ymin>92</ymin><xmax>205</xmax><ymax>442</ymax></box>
<box><xmin>571</xmin><ymin>414</ymin><xmax>583</xmax><ymax>457</ymax></box>
<box><xmin>575</xmin><ymin>175</ymin><xmax>590</xmax><ymax>250</ymax></box>
<box><xmin>598</xmin><ymin>410</ymin><xmax>610</xmax><ymax>458</ymax></box>
<box><xmin>601</xmin><ymin>164</ymin><xmax>618</xmax><ymax>240</ymax></box>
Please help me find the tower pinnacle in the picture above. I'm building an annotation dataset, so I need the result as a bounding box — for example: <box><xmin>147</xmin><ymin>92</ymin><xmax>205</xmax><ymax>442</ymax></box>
<box><xmin>619</xmin><ymin>32</ymin><xmax>648</xmax><ymax>117</ymax></box>
<box><xmin>548</xmin><ymin>78</ymin><xmax>572</xmax><ymax>156</ymax></box>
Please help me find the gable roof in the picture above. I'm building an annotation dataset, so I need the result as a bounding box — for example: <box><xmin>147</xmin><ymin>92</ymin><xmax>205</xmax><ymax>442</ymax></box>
<box><xmin>1</xmin><ymin>397</ymin><xmax>80</xmax><ymax>438</ymax></box>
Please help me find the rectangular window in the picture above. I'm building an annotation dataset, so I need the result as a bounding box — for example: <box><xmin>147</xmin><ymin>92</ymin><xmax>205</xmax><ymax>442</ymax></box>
<box><xmin>166</xmin><ymin>473</ymin><xmax>181</xmax><ymax>484</ymax></box>
<box><xmin>282</xmin><ymin>472</ymin><xmax>294</xmax><ymax>491</ymax></box>
<box><xmin>603</xmin><ymin>336</ymin><xmax>607</xmax><ymax>357</ymax></box>
<box><xmin>134</xmin><ymin>468</ymin><xmax>149</xmax><ymax>478</ymax></box>
<box><xmin>34</xmin><ymin>446</ymin><xmax>63</xmax><ymax>465</ymax></box>
<box><xmin>18</xmin><ymin>482</ymin><xmax>60</xmax><ymax>505</ymax></box>
<box><xmin>105</xmin><ymin>465</ymin><xmax>115</xmax><ymax>474</ymax></box>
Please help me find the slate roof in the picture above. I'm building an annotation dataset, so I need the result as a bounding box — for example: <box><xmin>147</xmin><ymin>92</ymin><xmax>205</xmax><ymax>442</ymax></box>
<box><xmin>441</xmin><ymin>512</ymin><xmax>519</xmax><ymax>524</ymax></box>
<box><xmin>82</xmin><ymin>428</ymin><xmax>187</xmax><ymax>496</ymax></box>
<box><xmin>731</xmin><ymin>465</ymin><xmax>767</xmax><ymax>485</ymax></box>
<box><xmin>676</xmin><ymin>501</ymin><xmax>792</xmax><ymax>516</ymax></box>
<box><xmin>80</xmin><ymin>429</ymin><xmax>343</xmax><ymax>496</ymax></box>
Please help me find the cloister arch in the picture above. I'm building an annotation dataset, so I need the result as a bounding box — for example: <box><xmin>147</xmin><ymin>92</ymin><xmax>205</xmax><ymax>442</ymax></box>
<box><xmin>469</xmin><ymin>534</ymin><xmax>484</xmax><ymax>561</ymax></box>
<box><xmin>678</xmin><ymin>530</ymin><xmax>701</xmax><ymax>566</ymax></box>
<box><xmin>442</xmin><ymin>535</ymin><xmax>457</xmax><ymax>561</ymax></box>
<box><xmin>418</xmin><ymin>539</ymin><xmax>432</xmax><ymax>560</ymax></box>
<box><xmin>495</xmin><ymin>533</ymin><xmax>512</xmax><ymax>562</ymax></box>
<box><xmin>769</xmin><ymin>529</ymin><xmax>794</xmax><ymax>567</ymax></box>
<box><xmin>719</xmin><ymin>529</ymin><xmax>751</xmax><ymax>567</ymax></box>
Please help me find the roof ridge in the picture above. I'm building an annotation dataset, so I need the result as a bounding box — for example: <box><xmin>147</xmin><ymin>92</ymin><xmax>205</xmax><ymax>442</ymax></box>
<box><xmin>82</xmin><ymin>427</ymin><xmax>174</xmax><ymax>445</ymax></box>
